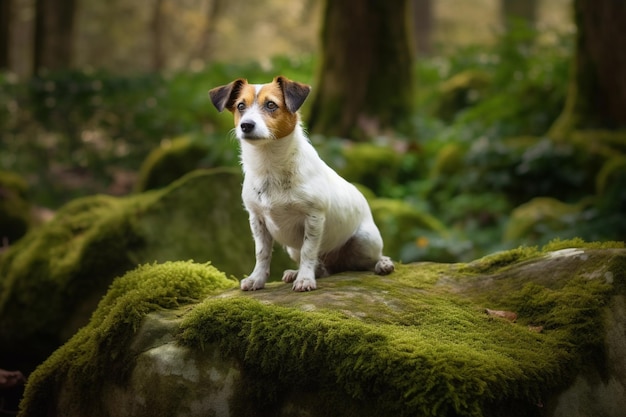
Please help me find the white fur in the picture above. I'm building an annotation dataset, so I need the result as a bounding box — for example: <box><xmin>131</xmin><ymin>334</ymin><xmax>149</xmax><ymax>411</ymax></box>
<box><xmin>234</xmin><ymin>85</ymin><xmax>393</xmax><ymax>291</ymax></box>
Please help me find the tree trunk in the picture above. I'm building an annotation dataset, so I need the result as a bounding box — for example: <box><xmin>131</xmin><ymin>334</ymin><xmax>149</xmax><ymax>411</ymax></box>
<box><xmin>501</xmin><ymin>0</ymin><xmax>537</xmax><ymax>29</ymax></box>
<box><xmin>412</xmin><ymin>0</ymin><xmax>433</xmax><ymax>56</ymax></box>
<box><xmin>550</xmin><ymin>0</ymin><xmax>626</xmax><ymax>136</ymax></box>
<box><xmin>151</xmin><ymin>0</ymin><xmax>165</xmax><ymax>71</ymax></box>
<box><xmin>0</xmin><ymin>0</ymin><xmax>11</xmax><ymax>69</ymax></box>
<box><xmin>34</xmin><ymin>0</ymin><xmax>76</xmax><ymax>73</ymax></box>
<box><xmin>308</xmin><ymin>0</ymin><xmax>414</xmax><ymax>140</ymax></box>
<box><xmin>187</xmin><ymin>0</ymin><xmax>226</xmax><ymax>65</ymax></box>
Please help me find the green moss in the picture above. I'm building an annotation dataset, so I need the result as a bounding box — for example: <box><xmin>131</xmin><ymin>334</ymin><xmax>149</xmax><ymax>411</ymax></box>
<box><xmin>0</xmin><ymin>170</ymin><xmax>32</xmax><ymax>243</ymax></box>
<box><xmin>541</xmin><ymin>237</ymin><xmax>624</xmax><ymax>252</ymax></box>
<box><xmin>503</xmin><ymin>197</ymin><xmax>582</xmax><ymax>242</ymax></box>
<box><xmin>19</xmin><ymin>261</ymin><xmax>236</xmax><ymax>417</ymax></box>
<box><xmin>459</xmin><ymin>239</ymin><xmax>624</xmax><ymax>276</ymax></box>
<box><xmin>596</xmin><ymin>155</ymin><xmax>626</xmax><ymax>195</ymax></box>
<box><xmin>458</xmin><ymin>246</ymin><xmax>542</xmax><ymax>275</ymax></box>
<box><xmin>570</xmin><ymin>130</ymin><xmax>626</xmax><ymax>156</ymax></box>
<box><xmin>135</xmin><ymin>135</ymin><xmax>211</xmax><ymax>192</ymax></box>
<box><xmin>0</xmin><ymin>193</ymin><xmax>143</xmax><ymax>357</ymax></box>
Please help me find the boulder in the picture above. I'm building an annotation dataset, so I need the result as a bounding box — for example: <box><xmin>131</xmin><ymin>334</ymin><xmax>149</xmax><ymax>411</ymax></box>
<box><xmin>503</xmin><ymin>197</ymin><xmax>582</xmax><ymax>243</ymax></box>
<box><xmin>19</xmin><ymin>240</ymin><xmax>626</xmax><ymax>417</ymax></box>
<box><xmin>336</xmin><ymin>143</ymin><xmax>403</xmax><ymax>196</ymax></box>
<box><xmin>0</xmin><ymin>170</ymin><xmax>32</xmax><ymax>244</ymax></box>
<box><xmin>0</xmin><ymin>168</ymin><xmax>292</xmax><ymax>371</ymax></box>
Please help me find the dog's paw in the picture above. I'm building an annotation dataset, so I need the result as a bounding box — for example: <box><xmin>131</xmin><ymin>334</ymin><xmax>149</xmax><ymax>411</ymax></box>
<box><xmin>375</xmin><ymin>256</ymin><xmax>395</xmax><ymax>275</ymax></box>
<box><xmin>292</xmin><ymin>276</ymin><xmax>317</xmax><ymax>292</ymax></box>
<box><xmin>281</xmin><ymin>269</ymin><xmax>299</xmax><ymax>283</ymax></box>
<box><xmin>241</xmin><ymin>276</ymin><xmax>266</xmax><ymax>291</ymax></box>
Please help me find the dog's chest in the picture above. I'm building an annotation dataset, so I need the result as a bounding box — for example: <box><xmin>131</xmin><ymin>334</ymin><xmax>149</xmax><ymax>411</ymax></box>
<box><xmin>245</xmin><ymin>174</ymin><xmax>304</xmax><ymax>214</ymax></box>
<box><xmin>243</xmin><ymin>174</ymin><xmax>315</xmax><ymax>243</ymax></box>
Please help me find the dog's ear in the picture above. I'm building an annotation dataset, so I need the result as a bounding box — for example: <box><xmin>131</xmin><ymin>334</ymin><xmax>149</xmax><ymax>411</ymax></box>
<box><xmin>275</xmin><ymin>76</ymin><xmax>311</xmax><ymax>113</ymax></box>
<box><xmin>209</xmin><ymin>78</ymin><xmax>247</xmax><ymax>112</ymax></box>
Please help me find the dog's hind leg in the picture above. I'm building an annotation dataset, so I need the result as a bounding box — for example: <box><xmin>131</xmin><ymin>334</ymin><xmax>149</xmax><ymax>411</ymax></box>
<box><xmin>323</xmin><ymin>219</ymin><xmax>394</xmax><ymax>275</ymax></box>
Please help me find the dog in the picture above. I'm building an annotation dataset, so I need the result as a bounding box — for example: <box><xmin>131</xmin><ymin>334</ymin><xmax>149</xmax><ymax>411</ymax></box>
<box><xmin>209</xmin><ymin>76</ymin><xmax>394</xmax><ymax>291</ymax></box>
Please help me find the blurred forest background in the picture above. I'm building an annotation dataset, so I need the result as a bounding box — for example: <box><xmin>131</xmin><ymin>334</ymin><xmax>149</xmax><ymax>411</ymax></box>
<box><xmin>1</xmin><ymin>0</ymin><xmax>625</xmax><ymax>263</ymax></box>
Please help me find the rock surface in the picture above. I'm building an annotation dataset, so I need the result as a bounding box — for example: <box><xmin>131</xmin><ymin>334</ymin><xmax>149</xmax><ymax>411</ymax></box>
<box><xmin>18</xmin><ymin>241</ymin><xmax>626</xmax><ymax>417</ymax></box>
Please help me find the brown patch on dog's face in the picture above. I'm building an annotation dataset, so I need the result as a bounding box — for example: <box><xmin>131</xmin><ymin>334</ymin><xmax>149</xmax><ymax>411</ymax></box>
<box><xmin>256</xmin><ymin>81</ymin><xmax>299</xmax><ymax>139</ymax></box>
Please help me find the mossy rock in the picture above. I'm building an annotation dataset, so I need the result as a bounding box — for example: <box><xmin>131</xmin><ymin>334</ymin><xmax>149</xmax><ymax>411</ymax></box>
<box><xmin>19</xmin><ymin>240</ymin><xmax>626</xmax><ymax>417</ymax></box>
<box><xmin>0</xmin><ymin>170</ymin><xmax>32</xmax><ymax>244</ymax></box>
<box><xmin>370</xmin><ymin>198</ymin><xmax>446</xmax><ymax>262</ymax></box>
<box><xmin>135</xmin><ymin>135</ymin><xmax>211</xmax><ymax>192</ymax></box>
<box><xmin>336</xmin><ymin>144</ymin><xmax>403</xmax><ymax>195</ymax></box>
<box><xmin>0</xmin><ymin>168</ymin><xmax>292</xmax><ymax>370</ymax></box>
<box><xmin>596</xmin><ymin>155</ymin><xmax>626</xmax><ymax>196</ymax></box>
<box><xmin>503</xmin><ymin>197</ymin><xmax>582</xmax><ymax>243</ymax></box>
<box><xmin>434</xmin><ymin>70</ymin><xmax>491</xmax><ymax>121</ymax></box>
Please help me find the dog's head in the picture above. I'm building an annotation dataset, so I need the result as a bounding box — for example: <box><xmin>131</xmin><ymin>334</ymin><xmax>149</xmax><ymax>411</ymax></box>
<box><xmin>209</xmin><ymin>76</ymin><xmax>311</xmax><ymax>141</ymax></box>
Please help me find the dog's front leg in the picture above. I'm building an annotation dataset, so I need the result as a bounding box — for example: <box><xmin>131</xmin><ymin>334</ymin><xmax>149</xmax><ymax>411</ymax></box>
<box><xmin>241</xmin><ymin>213</ymin><xmax>273</xmax><ymax>291</ymax></box>
<box><xmin>292</xmin><ymin>212</ymin><xmax>325</xmax><ymax>292</ymax></box>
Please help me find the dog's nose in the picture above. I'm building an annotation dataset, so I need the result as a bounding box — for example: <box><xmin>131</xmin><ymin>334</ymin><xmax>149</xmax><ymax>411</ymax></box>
<box><xmin>240</xmin><ymin>121</ymin><xmax>255</xmax><ymax>133</ymax></box>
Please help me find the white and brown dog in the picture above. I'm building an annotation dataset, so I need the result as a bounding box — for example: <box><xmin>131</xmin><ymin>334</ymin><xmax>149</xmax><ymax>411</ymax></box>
<box><xmin>209</xmin><ymin>76</ymin><xmax>394</xmax><ymax>291</ymax></box>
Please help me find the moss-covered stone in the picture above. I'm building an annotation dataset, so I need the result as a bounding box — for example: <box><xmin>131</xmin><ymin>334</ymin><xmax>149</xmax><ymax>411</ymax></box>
<box><xmin>336</xmin><ymin>143</ymin><xmax>403</xmax><ymax>195</ymax></box>
<box><xmin>503</xmin><ymin>197</ymin><xmax>583</xmax><ymax>243</ymax></box>
<box><xmin>19</xmin><ymin>261</ymin><xmax>236</xmax><ymax>417</ymax></box>
<box><xmin>0</xmin><ymin>168</ymin><xmax>291</xmax><ymax>370</ymax></box>
<box><xmin>18</xmin><ymin>240</ymin><xmax>626</xmax><ymax>417</ymax></box>
<box><xmin>0</xmin><ymin>170</ymin><xmax>32</xmax><ymax>244</ymax></box>
<box><xmin>135</xmin><ymin>135</ymin><xmax>211</xmax><ymax>192</ymax></box>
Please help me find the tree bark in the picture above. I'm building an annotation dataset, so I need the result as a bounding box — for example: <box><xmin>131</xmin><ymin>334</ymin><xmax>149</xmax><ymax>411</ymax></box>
<box><xmin>412</xmin><ymin>0</ymin><xmax>433</xmax><ymax>56</ymax></box>
<box><xmin>501</xmin><ymin>0</ymin><xmax>537</xmax><ymax>29</ymax></box>
<box><xmin>187</xmin><ymin>0</ymin><xmax>226</xmax><ymax>65</ymax></box>
<box><xmin>0</xmin><ymin>0</ymin><xmax>11</xmax><ymax>69</ymax></box>
<box><xmin>308</xmin><ymin>0</ymin><xmax>414</xmax><ymax>140</ymax></box>
<box><xmin>34</xmin><ymin>0</ymin><xmax>76</xmax><ymax>73</ymax></box>
<box><xmin>151</xmin><ymin>0</ymin><xmax>165</xmax><ymax>71</ymax></box>
<box><xmin>550</xmin><ymin>0</ymin><xmax>626</xmax><ymax>135</ymax></box>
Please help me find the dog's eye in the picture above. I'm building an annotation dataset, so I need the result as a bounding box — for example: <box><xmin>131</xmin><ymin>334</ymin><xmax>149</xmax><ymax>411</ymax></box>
<box><xmin>237</xmin><ymin>102</ymin><xmax>246</xmax><ymax>111</ymax></box>
<box><xmin>266</xmin><ymin>101</ymin><xmax>278</xmax><ymax>110</ymax></box>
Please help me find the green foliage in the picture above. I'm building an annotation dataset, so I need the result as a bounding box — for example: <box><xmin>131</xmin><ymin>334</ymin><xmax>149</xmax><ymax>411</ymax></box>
<box><xmin>0</xmin><ymin>58</ymin><xmax>313</xmax><ymax>207</ymax></box>
<box><xmin>19</xmin><ymin>261</ymin><xmax>235</xmax><ymax>417</ymax></box>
